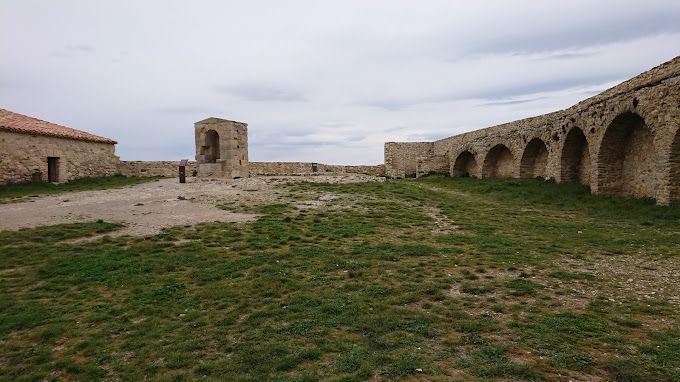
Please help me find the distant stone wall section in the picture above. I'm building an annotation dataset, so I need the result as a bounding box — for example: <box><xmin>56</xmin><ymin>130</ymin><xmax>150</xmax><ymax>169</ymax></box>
<box><xmin>0</xmin><ymin>131</ymin><xmax>119</xmax><ymax>184</ymax></box>
<box><xmin>117</xmin><ymin>161</ymin><xmax>198</xmax><ymax>177</ymax></box>
<box><xmin>250</xmin><ymin>162</ymin><xmax>384</xmax><ymax>176</ymax></box>
<box><xmin>116</xmin><ymin>160</ymin><xmax>384</xmax><ymax>178</ymax></box>
<box><xmin>384</xmin><ymin>56</ymin><xmax>680</xmax><ymax>205</ymax></box>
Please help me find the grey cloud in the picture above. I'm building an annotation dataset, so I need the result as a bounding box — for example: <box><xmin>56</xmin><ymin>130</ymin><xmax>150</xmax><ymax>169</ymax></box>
<box><xmin>364</xmin><ymin>72</ymin><xmax>623</xmax><ymax>111</ymax></box>
<box><xmin>157</xmin><ymin>106</ymin><xmax>220</xmax><ymax>114</ymax></box>
<box><xmin>49</xmin><ymin>43</ymin><xmax>94</xmax><ymax>58</ymax></box>
<box><xmin>479</xmin><ymin>96</ymin><xmax>548</xmax><ymax>107</ymax></box>
<box><xmin>383</xmin><ymin>126</ymin><xmax>408</xmax><ymax>133</ymax></box>
<box><xmin>457</xmin><ymin>8</ymin><xmax>680</xmax><ymax>57</ymax></box>
<box><xmin>364</xmin><ymin>100</ymin><xmax>412</xmax><ymax>112</ymax></box>
<box><xmin>535</xmin><ymin>51</ymin><xmax>598</xmax><ymax>61</ymax></box>
<box><xmin>215</xmin><ymin>85</ymin><xmax>305</xmax><ymax>102</ymax></box>
<box><xmin>469</xmin><ymin>74</ymin><xmax>624</xmax><ymax>100</ymax></box>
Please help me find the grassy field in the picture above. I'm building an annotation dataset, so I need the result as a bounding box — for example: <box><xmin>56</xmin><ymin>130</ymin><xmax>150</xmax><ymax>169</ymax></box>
<box><xmin>0</xmin><ymin>175</ymin><xmax>162</xmax><ymax>203</ymax></box>
<box><xmin>0</xmin><ymin>176</ymin><xmax>678</xmax><ymax>381</ymax></box>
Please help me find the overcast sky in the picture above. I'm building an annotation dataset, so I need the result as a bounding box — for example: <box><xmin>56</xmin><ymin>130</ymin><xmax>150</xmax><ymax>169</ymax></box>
<box><xmin>1</xmin><ymin>1</ymin><xmax>679</xmax><ymax>164</ymax></box>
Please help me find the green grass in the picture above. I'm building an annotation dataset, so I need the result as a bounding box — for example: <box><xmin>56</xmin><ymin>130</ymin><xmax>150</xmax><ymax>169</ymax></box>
<box><xmin>0</xmin><ymin>176</ymin><xmax>678</xmax><ymax>381</ymax></box>
<box><xmin>0</xmin><ymin>175</ymin><xmax>162</xmax><ymax>203</ymax></box>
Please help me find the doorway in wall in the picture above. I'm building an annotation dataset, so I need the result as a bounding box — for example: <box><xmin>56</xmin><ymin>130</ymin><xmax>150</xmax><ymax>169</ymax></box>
<box><xmin>47</xmin><ymin>157</ymin><xmax>60</xmax><ymax>182</ymax></box>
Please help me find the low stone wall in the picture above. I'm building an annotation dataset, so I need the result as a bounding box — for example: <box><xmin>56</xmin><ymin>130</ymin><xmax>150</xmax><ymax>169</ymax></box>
<box><xmin>116</xmin><ymin>160</ymin><xmax>384</xmax><ymax>178</ymax></box>
<box><xmin>0</xmin><ymin>131</ymin><xmax>119</xmax><ymax>184</ymax></box>
<box><xmin>343</xmin><ymin>165</ymin><xmax>386</xmax><ymax>177</ymax></box>
<box><xmin>250</xmin><ymin>162</ymin><xmax>384</xmax><ymax>176</ymax></box>
<box><xmin>117</xmin><ymin>161</ymin><xmax>198</xmax><ymax>177</ymax></box>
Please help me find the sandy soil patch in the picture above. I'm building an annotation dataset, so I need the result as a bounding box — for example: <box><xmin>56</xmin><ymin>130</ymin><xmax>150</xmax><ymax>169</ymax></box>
<box><xmin>0</xmin><ymin>174</ymin><xmax>382</xmax><ymax>236</ymax></box>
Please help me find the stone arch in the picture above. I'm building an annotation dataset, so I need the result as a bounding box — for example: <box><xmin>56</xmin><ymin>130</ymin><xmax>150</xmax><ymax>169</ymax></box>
<box><xmin>670</xmin><ymin>128</ymin><xmax>680</xmax><ymax>204</ymax></box>
<box><xmin>202</xmin><ymin>130</ymin><xmax>220</xmax><ymax>163</ymax></box>
<box><xmin>452</xmin><ymin>150</ymin><xmax>477</xmax><ymax>177</ymax></box>
<box><xmin>596</xmin><ymin>112</ymin><xmax>657</xmax><ymax>198</ymax></box>
<box><xmin>520</xmin><ymin>138</ymin><xmax>548</xmax><ymax>179</ymax></box>
<box><xmin>482</xmin><ymin>144</ymin><xmax>514</xmax><ymax>178</ymax></box>
<box><xmin>560</xmin><ymin>127</ymin><xmax>591</xmax><ymax>185</ymax></box>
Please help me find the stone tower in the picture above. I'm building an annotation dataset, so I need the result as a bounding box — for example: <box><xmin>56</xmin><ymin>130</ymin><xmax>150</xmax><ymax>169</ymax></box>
<box><xmin>194</xmin><ymin>117</ymin><xmax>248</xmax><ymax>178</ymax></box>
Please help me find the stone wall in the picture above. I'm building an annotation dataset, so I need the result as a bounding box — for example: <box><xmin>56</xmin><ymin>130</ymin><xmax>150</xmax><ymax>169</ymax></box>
<box><xmin>0</xmin><ymin>131</ymin><xmax>119</xmax><ymax>184</ymax></box>
<box><xmin>117</xmin><ymin>160</ymin><xmax>198</xmax><ymax>177</ymax></box>
<box><xmin>384</xmin><ymin>142</ymin><xmax>434</xmax><ymax>178</ymax></box>
<box><xmin>343</xmin><ymin>165</ymin><xmax>386</xmax><ymax>177</ymax></box>
<box><xmin>116</xmin><ymin>160</ymin><xmax>384</xmax><ymax>178</ymax></box>
<box><xmin>384</xmin><ymin>56</ymin><xmax>680</xmax><ymax>205</ymax></box>
<box><xmin>416</xmin><ymin>155</ymin><xmax>450</xmax><ymax>178</ymax></box>
<box><xmin>250</xmin><ymin>162</ymin><xmax>385</xmax><ymax>176</ymax></box>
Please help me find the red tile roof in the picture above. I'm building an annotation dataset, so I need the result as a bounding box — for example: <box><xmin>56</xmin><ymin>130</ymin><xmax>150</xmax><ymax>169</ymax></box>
<box><xmin>0</xmin><ymin>108</ymin><xmax>117</xmax><ymax>144</ymax></box>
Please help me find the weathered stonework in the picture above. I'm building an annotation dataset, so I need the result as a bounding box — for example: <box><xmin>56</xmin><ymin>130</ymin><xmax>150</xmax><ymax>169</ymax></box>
<box><xmin>384</xmin><ymin>142</ymin><xmax>435</xmax><ymax>178</ymax></box>
<box><xmin>195</xmin><ymin>118</ymin><xmax>248</xmax><ymax>178</ymax></box>
<box><xmin>116</xmin><ymin>160</ymin><xmax>384</xmax><ymax>178</ymax></box>
<box><xmin>0</xmin><ymin>131</ymin><xmax>119</xmax><ymax>184</ymax></box>
<box><xmin>117</xmin><ymin>161</ymin><xmax>198</xmax><ymax>177</ymax></box>
<box><xmin>384</xmin><ymin>56</ymin><xmax>680</xmax><ymax>205</ymax></box>
<box><xmin>250</xmin><ymin>162</ymin><xmax>385</xmax><ymax>176</ymax></box>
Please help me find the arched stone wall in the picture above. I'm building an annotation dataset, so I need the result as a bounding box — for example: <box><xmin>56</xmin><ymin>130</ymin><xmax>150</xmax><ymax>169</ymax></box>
<box><xmin>560</xmin><ymin>127</ymin><xmax>591</xmax><ymax>185</ymax></box>
<box><xmin>520</xmin><ymin>138</ymin><xmax>549</xmax><ymax>179</ymax></box>
<box><xmin>385</xmin><ymin>56</ymin><xmax>680</xmax><ymax>204</ymax></box>
<box><xmin>482</xmin><ymin>144</ymin><xmax>514</xmax><ymax>178</ymax></box>
<box><xmin>596</xmin><ymin>113</ymin><xmax>657</xmax><ymax>198</ymax></box>
<box><xmin>452</xmin><ymin>150</ymin><xmax>477</xmax><ymax>177</ymax></box>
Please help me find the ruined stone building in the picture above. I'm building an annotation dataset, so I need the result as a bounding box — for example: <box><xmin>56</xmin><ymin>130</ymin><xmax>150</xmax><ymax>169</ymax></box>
<box><xmin>385</xmin><ymin>56</ymin><xmax>680</xmax><ymax>205</ymax></box>
<box><xmin>194</xmin><ymin>117</ymin><xmax>249</xmax><ymax>178</ymax></box>
<box><xmin>0</xmin><ymin>108</ymin><xmax>119</xmax><ymax>184</ymax></box>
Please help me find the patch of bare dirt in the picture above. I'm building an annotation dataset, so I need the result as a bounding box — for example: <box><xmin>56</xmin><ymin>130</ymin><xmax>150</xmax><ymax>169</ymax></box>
<box><xmin>558</xmin><ymin>254</ymin><xmax>680</xmax><ymax>307</ymax></box>
<box><xmin>0</xmin><ymin>175</ymin><xmax>382</xmax><ymax>236</ymax></box>
<box><xmin>424</xmin><ymin>206</ymin><xmax>462</xmax><ymax>235</ymax></box>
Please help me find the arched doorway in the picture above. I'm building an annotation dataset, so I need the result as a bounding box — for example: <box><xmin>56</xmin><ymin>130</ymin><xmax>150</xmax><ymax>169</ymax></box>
<box><xmin>520</xmin><ymin>138</ymin><xmax>548</xmax><ymax>179</ymax></box>
<box><xmin>561</xmin><ymin>127</ymin><xmax>591</xmax><ymax>185</ymax></box>
<box><xmin>482</xmin><ymin>144</ymin><xmax>514</xmax><ymax>178</ymax></box>
<box><xmin>203</xmin><ymin>130</ymin><xmax>220</xmax><ymax>163</ymax></box>
<box><xmin>597</xmin><ymin>112</ymin><xmax>656</xmax><ymax>198</ymax></box>
<box><xmin>670</xmin><ymin>128</ymin><xmax>680</xmax><ymax>204</ymax></box>
<box><xmin>452</xmin><ymin>151</ymin><xmax>477</xmax><ymax>177</ymax></box>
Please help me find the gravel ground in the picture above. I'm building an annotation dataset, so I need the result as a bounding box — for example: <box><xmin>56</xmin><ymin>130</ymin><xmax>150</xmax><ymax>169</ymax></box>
<box><xmin>0</xmin><ymin>174</ymin><xmax>382</xmax><ymax>236</ymax></box>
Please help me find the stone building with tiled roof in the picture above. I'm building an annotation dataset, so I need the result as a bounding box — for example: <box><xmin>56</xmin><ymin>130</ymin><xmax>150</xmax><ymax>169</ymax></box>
<box><xmin>0</xmin><ymin>108</ymin><xmax>120</xmax><ymax>184</ymax></box>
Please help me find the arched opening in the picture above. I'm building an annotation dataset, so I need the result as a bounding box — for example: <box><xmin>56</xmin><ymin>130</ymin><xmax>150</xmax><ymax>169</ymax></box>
<box><xmin>452</xmin><ymin>151</ymin><xmax>477</xmax><ymax>177</ymax></box>
<box><xmin>482</xmin><ymin>144</ymin><xmax>514</xmax><ymax>178</ymax></box>
<box><xmin>670</xmin><ymin>129</ymin><xmax>680</xmax><ymax>204</ymax></box>
<box><xmin>597</xmin><ymin>112</ymin><xmax>656</xmax><ymax>198</ymax></box>
<box><xmin>561</xmin><ymin>127</ymin><xmax>591</xmax><ymax>185</ymax></box>
<box><xmin>202</xmin><ymin>130</ymin><xmax>220</xmax><ymax>163</ymax></box>
<box><xmin>520</xmin><ymin>138</ymin><xmax>548</xmax><ymax>179</ymax></box>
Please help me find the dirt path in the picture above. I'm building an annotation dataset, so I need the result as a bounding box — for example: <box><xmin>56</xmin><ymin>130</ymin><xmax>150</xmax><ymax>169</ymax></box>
<box><xmin>0</xmin><ymin>174</ymin><xmax>381</xmax><ymax>236</ymax></box>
